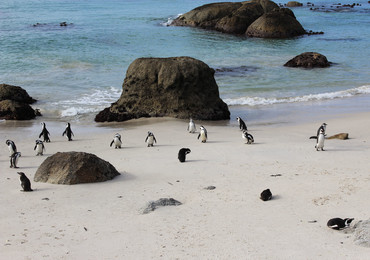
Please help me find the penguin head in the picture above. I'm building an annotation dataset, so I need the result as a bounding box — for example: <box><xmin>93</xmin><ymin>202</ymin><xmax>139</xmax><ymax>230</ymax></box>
<box><xmin>344</xmin><ymin>218</ymin><xmax>354</xmax><ymax>225</ymax></box>
<box><xmin>236</xmin><ymin>117</ymin><xmax>240</xmax><ymax>121</ymax></box>
<box><xmin>66</xmin><ymin>123</ymin><xmax>70</xmax><ymax>128</ymax></box>
<box><xmin>147</xmin><ymin>131</ymin><xmax>153</xmax><ymax>136</ymax></box>
<box><xmin>6</xmin><ymin>139</ymin><xmax>12</xmax><ymax>145</ymax></box>
<box><xmin>17</xmin><ymin>172</ymin><xmax>25</xmax><ymax>176</ymax></box>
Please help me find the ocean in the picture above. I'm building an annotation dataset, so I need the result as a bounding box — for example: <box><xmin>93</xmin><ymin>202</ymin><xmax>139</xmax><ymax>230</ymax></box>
<box><xmin>1</xmin><ymin>0</ymin><xmax>369</xmax><ymax>125</ymax></box>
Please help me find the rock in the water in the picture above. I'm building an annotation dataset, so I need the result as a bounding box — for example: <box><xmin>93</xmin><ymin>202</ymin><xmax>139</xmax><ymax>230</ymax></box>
<box><xmin>0</xmin><ymin>100</ymin><xmax>36</xmax><ymax>120</ymax></box>
<box><xmin>284</xmin><ymin>52</ymin><xmax>331</xmax><ymax>68</ymax></box>
<box><xmin>142</xmin><ymin>198</ymin><xmax>182</xmax><ymax>214</ymax></box>
<box><xmin>286</xmin><ymin>1</ymin><xmax>303</xmax><ymax>7</ymax></box>
<box><xmin>353</xmin><ymin>219</ymin><xmax>370</xmax><ymax>247</ymax></box>
<box><xmin>0</xmin><ymin>84</ymin><xmax>36</xmax><ymax>104</ymax></box>
<box><xmin>34</xmin><ymin>152</ymin><xmax>120</xmax><ymax>184</ymax></box>
<box><xmin>95</xmin><ymin>57</ymin><xmax>230</xmax><ymax>122</ymax></box>
<box><xmin>327</xmin><ymin>133</ymin><xmax>349</xmax><ymax>140</ymax></box>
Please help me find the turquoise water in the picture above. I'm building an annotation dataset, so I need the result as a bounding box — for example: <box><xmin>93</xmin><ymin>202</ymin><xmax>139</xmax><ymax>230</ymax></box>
<box><xmin>1</xmin><ymin>0</ymin><xmax>369</xmax><ymax>122</ymax></box>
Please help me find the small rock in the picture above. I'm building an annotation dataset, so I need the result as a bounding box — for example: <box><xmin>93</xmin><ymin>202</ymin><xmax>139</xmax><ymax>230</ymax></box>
<box><xmin>142</xmin><ymin>198</ymin><xmax>182</xmax><ymax>214</ymax></box>
<box><xmin>204</xmin><ymin>186</ymin><xmax>216</xmax><ymax>190</ymax></box>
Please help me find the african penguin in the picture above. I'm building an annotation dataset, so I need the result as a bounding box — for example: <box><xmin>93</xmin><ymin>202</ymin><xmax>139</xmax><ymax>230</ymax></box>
<box><xmin>187</xmin><ymin>118</ymin><xmax>196</xmax><ymax>133</ymax></box>
<box><xmin>110</xmin><ymin>133</ymin><xmax>122</xmax><ymax>149</ymax></box>
<box><xmin>315</xmin><ymin>128</ymin><xmax>325</xmax><ymax>151</ymax></box>
<box><xmin>310</xmin><ymin>123</ymin><xmax>327</xmax><ymax>139</ymax></box>
<box><xmin>34</xmin><ymin>140</ymin><xmax>45</xmax><ymax>156</ymax></box>
<box><xmin>178</xmin><ymin>148</ymin><xmax>191</xmax><ymax>163</ymax></box>
<box><xmin>145</xmin><ymin>131</ymin><xmax>157</xmax><ymax>147</ymax></box>
<box><xmin>242</xmin><ymin>130</ymin><xmax>254</xmax><ymax>144</ymax></box>
<box><xmin>197</xmin><ymin>126</ymin><xmax>207</xmax><ymax>143</ymax></box>
<box><xmin>327</xmin><ymin>218</ymin><xmax>354</xmax><ymax>230</ymax></box>
<box><xmin>10</xmin><ymin>152</ymin><xmax>21</xmax><ymax>168</ymax></box>
<box><xmin>6</xmin><ymin>139</ymin><xmax>17</xmax><ymax>156</ymax></box>
<box><xmin>62</xmin><ymin>123</ymin><xmax>74</xmax><ymax>141</ymax></box>
<box><xmin>39</xmin><ymin>122</ymin><xmax>51</xmax><ymax>142</ymax></box>
<box><xmin>17</xmin><ymin>172</ymin><xmax>33</xmax><ymax>192</ymax></box>
<box><xmin>236</xmin><ymin>117</ymin><xmax>247</xmax><ymax>131</ymax></box>
<box><xmin>260</xmin><ymin>189</ymin><xmax>272</xmax><ymax>201</ymax></box>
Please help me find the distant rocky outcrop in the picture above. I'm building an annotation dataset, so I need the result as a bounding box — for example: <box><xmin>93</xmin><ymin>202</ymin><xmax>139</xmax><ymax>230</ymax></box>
<box><xmin>141</xmin><ymin>198</ymin><xmax>182</xmax><ymax>214</ymax></box>
<box><xmin>284</xmin><ymin>52</ymin><xmax>331</xmax><ymax>68</ymax></box>
<box><xmin>34</xmin><ymin>152</ymin><xmax>120</xmax><ymax>184</ymax></box>
<box><xmin>0</xmin><ymin>84</ymin><xmax>38</xmax><ymax>120</ymax></box>
<box><xmin>95</xmin><ymin>57</ymin><xmax>230</xmax><ymax>122</ymax></box>
<box><xmin>286</xmin><ymin>1</ymin><xmax>303</xmax><ymax>7</ymax></box>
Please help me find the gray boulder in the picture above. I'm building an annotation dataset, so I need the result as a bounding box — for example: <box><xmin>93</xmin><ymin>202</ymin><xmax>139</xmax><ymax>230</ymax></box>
<box><xmin>284</xmin><ymin>52</ymin><xmax>331</xmax><ymax>68</ymax></box>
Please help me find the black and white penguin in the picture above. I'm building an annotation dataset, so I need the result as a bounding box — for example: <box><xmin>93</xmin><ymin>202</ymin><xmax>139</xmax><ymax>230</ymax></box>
<box><xmin>62</xmin><ymin>123</ymin><xmax>74</xmax><ymax>141</ymax></box>
<box><xmin>110</xmin><ymin>133</ymin><xmax>122</xmax><ymax>149</ymax></box>
<box><xmin>260</xmin><ymin>189</ymin><xmax>272</xmax><ymax>201</ymax></box>
<box><xmin>242</xmin><ymin>130</ymin><xmax>254</xmax><ymax>144</ymax></box>
<box><xmin>315</xmin><ymin>128</ymin><xmax>325</xmax><ymax>151</ymax></box>
<box><xmin>34</xmin><ymin>139</ymin><xmax>45</xmax><ymax>156</ymax></box>
<box><xmin>145</xmin><ymin>131</ymin><xmax>157</xmax><ymax>147</ymax></box>
<box><xmin>6</xmin><ymin>139</ymin><xmax>17</xmax><ymax>156</ymax></box>
<box><xmin>187</xmin><ymin>118</ymin><xmax>196</xmax><ymax>133</ymax></box>
<box><xmin>236</xmin><ymin>117</ymin><xmax>247</xmax><ymax>131</ymax></box>
<box><xmin>178</xmin><ymin>148</ymin><xmax>191</xmax><ymax>163</ymax></box>
<box><xmin>10</xmin><ymin>152</ymin><xmax>21</xmax><ymax>168</ymax></box>
<box><xmin>39</xmin><ymin>122</ymin><xmax>51</xmax><ymax>142</ymax></box>
<box><xmin>197</xmin><ymin>126</ymin><xmax>207</xmax><ymax>143</ymax></box>
<box><xmin>327</xmin><ymin>218</ymin><xmax>354</xmax><ymax>230</ymax></box>
<box><xmin>17</xmin><ymin>172</ymin><xmax>33</xmax><ymax>192</ymax></box>
<box><xmin>310</xmin><ymin>123</ymin><xmax>327</xmax><ymax>139</ymax></box>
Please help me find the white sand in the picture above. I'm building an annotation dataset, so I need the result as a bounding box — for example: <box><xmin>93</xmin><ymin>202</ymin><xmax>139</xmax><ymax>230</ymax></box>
<box><xmin>1</xmin><ymin>112</ymin><xmax>370</xmax><ymax>259</ymax></box>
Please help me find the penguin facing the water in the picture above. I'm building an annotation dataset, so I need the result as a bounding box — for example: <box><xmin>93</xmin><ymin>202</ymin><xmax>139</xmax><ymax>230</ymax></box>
<box><xmin>17</xmin><ymin>172</ymin><xmax>33</xmax><ymax>192</ymax></box>
<box><xmin>327</xmin><ymin>218</ymin><xmax>354</xmax><ymax>230</ymax></box>
<box><xmin>310</xmin><ymin>123</ymin><xmax>327</xmax><ymax>139</ymax></box>
<box><xmin>242</xmin><ymin>130</ymin><xmax>254</xmax><ymax>144</ymax></box>
<box><xmin>39</xmin><ymin>122</ymin><xmax>51</xmax><ymax>142</ymax></box>
<box><xmin>6</xmin><ymin>140</ymin><xmax>17</xmax><ymax>156</ymax></box>
<box><xmin>10</xmin><ymin>152</ymin><xmax>21</xmax><ymax>168</ymax></box>
<box><xmin>197</xmin><ymin>126</ymin><xmax>208</xmax><ymax>143</ymax></box>
<box><xmin>62</xmin><ymin>123</ymin><xmax>74</xmax><ymax>141</ymax></box>
<box><xmin>110</xmin><ymin>133</ymin><xmax>122</xmax><ymax>149</ymax></box>
<box><xmin>187</xmin><ymin>118</ymin><xmax>196</xmax><ymax>133</ymax></box>
<box><xmin>236</xmin><ymin>117</ymin><xmax>247</xmax><ymax>131</ymax></box>
<box><xmin>34</xmin><ymin>140</ymin><xmax>45</xmax><ymax>156</ymax></box>
<box><xmin>145</xmin><ymin>131</ymin><xmax>157</xmax><ymax>147</ymax></box>
<box><xmin>315</xmin><ymin>128</ymin><xmax>325</xmax><ymax>151</ymax></box>
<box><xmin>178</xmin><ymin>148</ymin><xmax>191</xmax><ymax>163</ymax></box>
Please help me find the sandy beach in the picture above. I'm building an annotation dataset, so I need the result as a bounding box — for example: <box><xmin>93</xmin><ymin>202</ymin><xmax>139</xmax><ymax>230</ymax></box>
<box><xmin>1</xmin><ymin>111</ymin><xmax>369</xmax><ymax>259</ymax></box>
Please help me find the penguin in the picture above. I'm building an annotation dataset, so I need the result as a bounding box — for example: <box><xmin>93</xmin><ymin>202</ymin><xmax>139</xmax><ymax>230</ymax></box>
<box><xmin>6</xmin><ymin>139</ymin><xmax>17</xmax><ymax>156</ymax></box>
<box><xmin>62</xmin><ymin>123</ymin><xmax>74</xmax><ymax>141</ymax></box>
<box><xmin>34</xmin><ymin>139</ymin><xmax>45</xmax><ymax>155</ymax></box>
<box><xmin>315</xmin><ymin>128</ymin><xmax>325</xmax><ymax>151</ymax></box>
<box><xmin>197</xmin><ymin>126</ymin><xmax>207</xmax><ymax>143</ymax></box>
<box><xmin>260</xmin><ymin>189</ymin><xmax>272</xmax><ymax>201</ymax></box>
<box><xmin>327</xmin><ymin>218</ymin><xmax>354</xmax><ymax>230</ymax></box>
<box><xmin>39</xmin><ymin>122</ymin><xmax>51</xmax><ymax>142</ymax></box>
<box><xmin>10</xmin><ymin>152</ymin><xmax>21</xmax><ymax>168</ymax></box>
<box><xmin>145</xmin><ymin>131</ymin><xmax>157</xmax><ymax>147</ymax></box>
<box><xmin>187</xmin><ymin>118</ymin><xmax>196</xmax><ymax>133</ymax></box>
<box><xmin>178</xmin><ymin>148</ymin><xmax>191</xmax><ymax>163</ymax></box>
<box><xmin>110</xmin><ymin>133</ymin><xmax>122</xmax><ymax>149</ymax></box>
<box><xmin>17</xmin><ymin>172</ymin><xmax>33</xmax><ymax>192</ymax></box>
<box><xmin>310</xmin><ymin>123</ymin><xmax>327</xmax><ymax>139</ymax></box>
<box><xmin>236</xmin><ymin>117</ymin><xmax>247</xmax><ymax>131</ymax></box>
<box><xmin>242</xmin><ymin>130</ymin><xmax>254</xmax><ymax>144</ymax></box>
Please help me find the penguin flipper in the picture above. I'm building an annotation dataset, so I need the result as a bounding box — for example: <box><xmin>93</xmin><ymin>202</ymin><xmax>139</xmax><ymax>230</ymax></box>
<box><xmin>145</xmin><ymin>136</ymin><xmax>148</xmax><ymax>142</ymax></box>
<box><xmin>197</xmin><ymin>133</ymin><xmax>200</xmax><ymax>139</ymax></box>
<box><xmin>154</xmin><ymin>137</ymin><xmax>157</xmax><ymax>143</ymax></box>
<box><xmin>62</xmin><ymin>130</ymin><xmax>66</xmax><ymax>136</ymax></box>
<box><xmin>309</xmin><ymin>136</ymin><xmax>318</xmax><ymax>139</ymax></box>
<box><xmin>110</xmin><ymin>140</ymin><xmax>114</xmax><ymax>147</ymax></box>
<box><xmin>39</xmin><ymin>132</ymin><xmax>42</xmax><ymax>138</ymax></box>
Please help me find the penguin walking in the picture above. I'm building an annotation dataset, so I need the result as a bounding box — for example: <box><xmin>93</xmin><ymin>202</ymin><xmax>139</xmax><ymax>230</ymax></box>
<box><xmin>315</xmin><ymin>128</ymin><xmax>325</xmax><ymax>151</ymax></box>
<box><xmin>310</xmin><ymin>123</ymin><xmax>327</xmax><ymax>139</ymax></box>
<box><xmin>17</xmin><ymin>172</ymin><xmax>33</xmax><ymax>192</ymax></box>
<box><xmin>327</xmin><ymin>218</ymin><xmax>354</xmax><ymax>230</ymax></box>
<box><xmin>236</xmin><ymin>117</ymin><xmax>247</xmax><ymax>131</ymax></box>
<box><xmin>260</xmin><ymin>189</ymin><xmax>272</xmax><ymax>201</ymax></box>
<box><xmin>187</xmin><ymin>118</ymin><xmax>196</xmax><ymax>133</ymax></box>
<box><xmin>6</xmin><ymin>139</ymin><xmax>17</xmax><ymax>156</ymax></box>
<box><xmin>242</xmin><ymin>130</ymin><xmax>254</xmax><ymax>144</ymax></box>
<box><xmin>10</xmin><ymin>152</ymin><xmax>21</xmax><ymax>168</ymax></box>
<box><xmin>110</xmin><ymin>133</ymin><xmax>122</xmax><ymax>149</ymax></box>
<box><xmin>178</xmin><ymin>148</ymin><xmax>191</xmax><ymax>163</ymax></box>
<box><xmin>145</xmin><ymin>131</ymin><xmax>157</xmax><ymax>147</ymax></box>
<box><xmin>39</xmin><ymin>122</ymin><xmax>51</xmax><ymax>142</ymax></box>
<box><xmin>62</xmin><ymin>123</ymin><xmax>74</xmax><ymax>141</ymax></box>
<box><xmin>34</xmin><ymin>140</ymin><xmax>45</xmax><ymax>156</ymax></box>
<box><xmin>197</xmin><ymin>126</ymin><xmax>208</xmax><ymax>143</ymax></box>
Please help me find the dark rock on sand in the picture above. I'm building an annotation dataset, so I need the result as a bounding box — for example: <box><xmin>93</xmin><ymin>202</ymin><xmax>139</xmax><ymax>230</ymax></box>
<box><xmin>0</xmin><ymin>84</ymin><xmax>36</xmax><ymax>104</ymax></box>
<box><xmin>142</xmin><ymin>198</ymin><xmax>182</xmax><ymax>214</ymax></box>
<box><xmin>286</xmin><ymin>1</ymin><xmax>303</xmax><ymax>7</ymax></box>
<box><xmin>95</xmin><ymin>57</ymin><xmax>230</xmax><ymax>122</ymax></box>
<box><xmin>0</xmin><ymin>100</ymin><xmax>36</xmax><ymax>120</ymax></box>
<box><xmin>327</xmin><ymin>133</ymin><xmax>349</xmax><ymax>140</ymax></box>
<box><xmin>284</xmin><ymin>52</ymin><xmax>331</xmax><ymax>68</ymax></box>
<box><xmin>34</xmin><ymin>152</ymin><xmax>120</xmax><ymax>184</ymax></box>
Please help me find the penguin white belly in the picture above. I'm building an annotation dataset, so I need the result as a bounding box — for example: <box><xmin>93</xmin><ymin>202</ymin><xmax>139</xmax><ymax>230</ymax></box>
<box><xmin>316</xmin><ymin>134</ymin><xmax>325</xmax><ymax>150</ymax></box>
<box><xmin>200</xmin><ymin>132</ymin><xmax>207</xmax><ymax>142</ymax></box>
<box><xmin>188</xmin><ymin>123</ymin><xmax>196</xmax><ymax>133</ymax></box>
<box><xmin>114</xmin><ymin>138</ymin><xmax>121</xmax><ymax>148</ymax></box>
<box><xmin>147</xmin><ymin>136</ymin><xmax>154</xmax><ymax>145</ymax></box>
<box><xmin>36</xmin><ymin>144</ymin><xmax>43</xmax><ymax>155</ymax></box>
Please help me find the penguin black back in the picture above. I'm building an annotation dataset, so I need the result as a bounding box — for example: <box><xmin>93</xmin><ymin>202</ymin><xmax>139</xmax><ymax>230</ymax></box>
<box><xmin>260</xmin><ymin>189</ymin><xmax>272</xmax><ymax>201</ymax></box>
<box><xmin>236</xmin><ymin>117</ymin><xmax>247</xmax><ymax>131</ymax></box>
<box><xmin>178</xmin><ymin>148</ymin><xmax>191</xmax><ymax>163</ymax></box>
<box><xmin>39</xmin><ymin>122</ymin><xmax>51</xmax><ymax>142</ymax></box>
<box><xmin>62</xmin><ymin>123</ymin><xmax>74</xmax><ymax>141</ymax></box>
<box><xmin>18</xmin><ymin>172</ymin><xmax>33</xmax><ymax>192</ymax></box>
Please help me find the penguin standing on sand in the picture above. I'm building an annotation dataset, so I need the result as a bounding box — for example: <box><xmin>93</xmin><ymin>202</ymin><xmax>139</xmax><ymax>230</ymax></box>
<box><xmin>310</xmin><ymin>123</ymin><xmax>327</xmax><ymax>139</ymax></box>
<box><xmin>145</xmin><ymin>131</ymin><xmax>157</xmax><ymax>147</ymax></box>
<box><xmin>178</xmin><ymin>148</ymin><xmax>191</xmax><ymax>163</ymax></box>
<box><xmin>315</xmin><ymin>128</ymin><xmax>325</xmax><ymax>151</ymax></box>
<box><xmin>197</xmin><ymin>126</ymin><xmax>208</xmax><ymax>143</ymax></box>
<box><xmin>242</xmin><ymin>130</ymin><xmax>254</xmax><ymax>144</ymax></box>
<box><xmin>187</xmin><ymin>118</ymin><xmax>196</xmax><ymax>133</ymax></box>
<box><xmin>260</xmin><ymin>189</ymin><xmax>272</xmax><ymax>201</ymax></box>
<box><xmin>327</xmin><ymin>218</ymin><xmax>354</xmax><ymax>230</ymax></box>
<box><xmin>34</xmin><ymin>140</ymin><xmax>45</xmax><ymax>155</ymax></box>
<box><xmin>10</xmin><ymin>152</ymin><xmax>21</xmax><ymax>168</ymax></box>
<box><xmin>6</xmin><ymin>140</ymin><xmax>17</xmax><ymax>156</ymax></box>
<box><xmin>39</xmin><ymin>122</ymin><xmax>51</xmax><ymax>142</ymax></box>
<box><xmin>17</xmin><ymin>172</ymin><xmax>33</xmax><ymax>192</ymax></box>
<box><xmin>236</xmin><ymin>117</ymin><xmax>247</xmax><ymax>131</ymax></box>
<box><xmin>62</xmin><ymin>123</ymin><xmax>74</xmax><ymax>141</ymax></box>
<box><xmin>110</xmin><ymin>133</ymin><xmax>122</xmax><ymax>149</ymax></box>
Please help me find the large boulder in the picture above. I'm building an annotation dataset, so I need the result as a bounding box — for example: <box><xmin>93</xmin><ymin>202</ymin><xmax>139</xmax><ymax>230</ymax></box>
<box><xmin>34</xmin><ymin>152</ymin><xmax>120</xmax><ymax>184</ymax></box>
<box><xmin>95</xmin><ymin>57</ymin><xmax>230</xmax><ymax>122</ymax></box>
<box><xmin>0</xmin><ymin>83</ymin><xmax>36</xmax><ymax>104</ymax></box>
<box><xmin>246</xmin><ymin>8</ymin><xmax>305</xmax><ymax>38</ymax></box>
<box><xmin>284</xmin><ymin>52</ymin><xmax>331</xmax><ymax>68</ymax></box>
